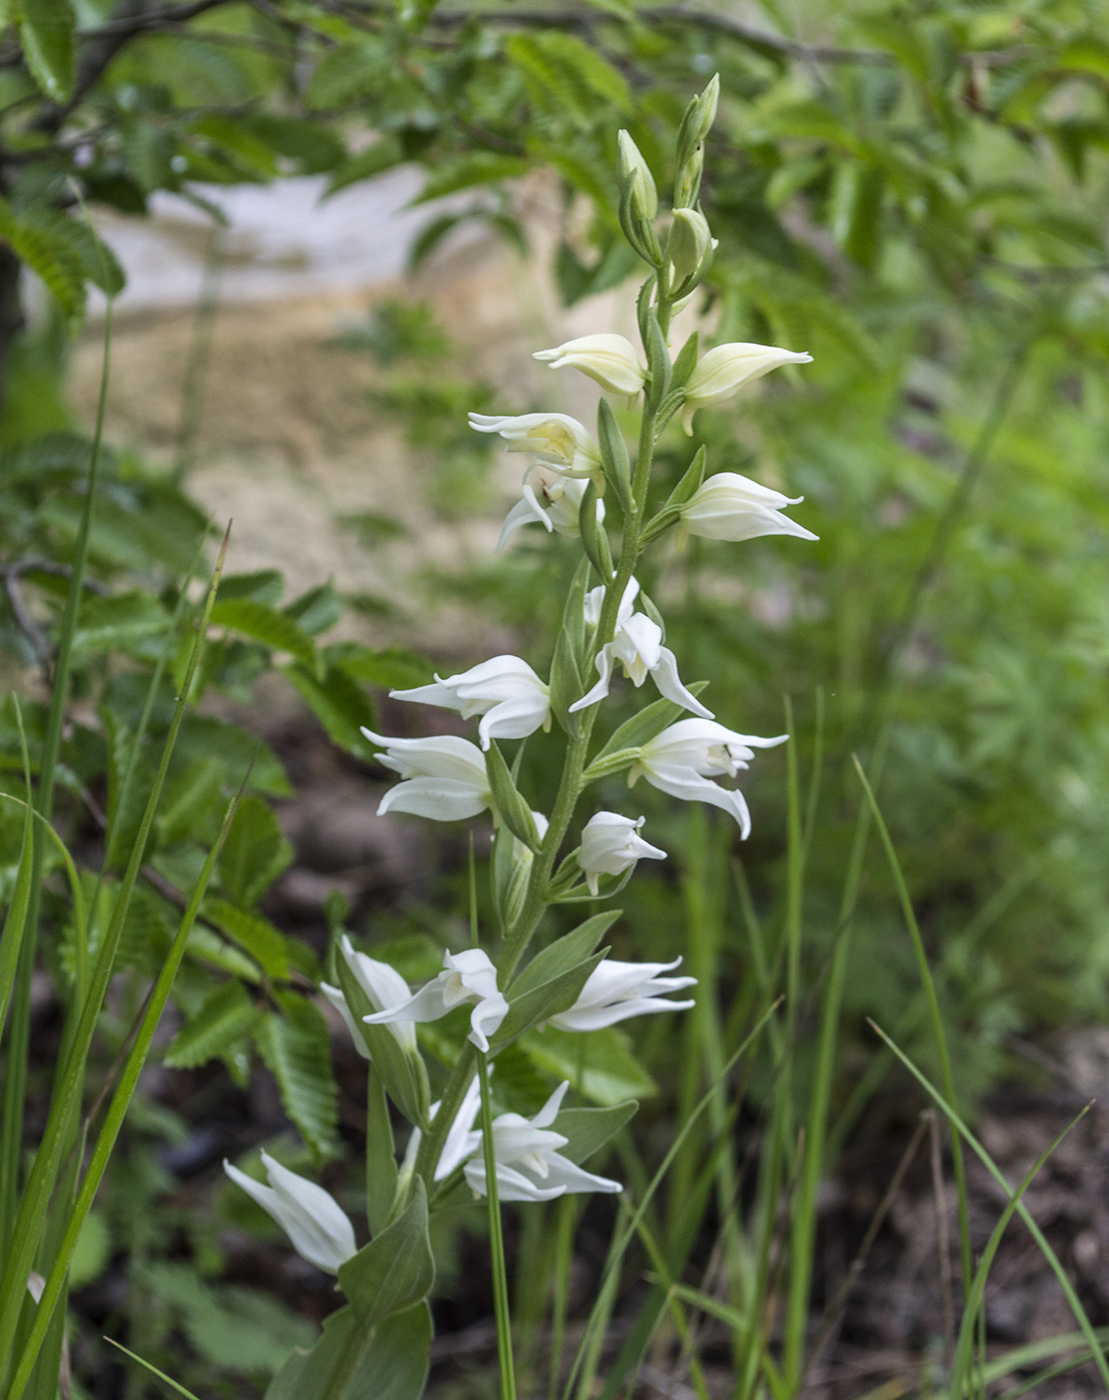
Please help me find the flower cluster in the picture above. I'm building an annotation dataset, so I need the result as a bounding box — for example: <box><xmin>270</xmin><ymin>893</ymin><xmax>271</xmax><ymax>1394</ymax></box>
<box><xmin>226</xmin><ymin>79</ymin><xmax>818</xmax><ymax>1306</ymax></box>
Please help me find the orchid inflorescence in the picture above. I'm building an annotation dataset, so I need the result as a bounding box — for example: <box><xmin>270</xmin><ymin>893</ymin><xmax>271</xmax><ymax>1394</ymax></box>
<box><xmin>225</xmin><ymin>78</ymin><xmax>816</xmax><ymax>1356</ymax></box>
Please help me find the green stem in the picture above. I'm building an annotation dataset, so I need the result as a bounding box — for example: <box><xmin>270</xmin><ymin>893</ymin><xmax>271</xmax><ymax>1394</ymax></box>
<box><xmin>478</xmin><ymin>1049</ymin><xmax>516</xmax><ymax>1400</ymax></box>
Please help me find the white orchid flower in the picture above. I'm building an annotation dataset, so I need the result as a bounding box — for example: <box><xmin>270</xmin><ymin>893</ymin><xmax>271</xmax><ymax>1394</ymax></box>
<box><xmin>363</xmin><ymin>947</ymin><xmax>509</xmax><ymax>1053</ymax></box>
<box><xmin>498</xmin><ymin>466</ymin><xmax>605</xmax><ymax>552</ymax></box>
<box><xmin>570</xmin><ymin>577</ymin><xmax>711</xmax><ymax>718</ymax></box>
<box><xmin>533</xmin><ymin>334</ymin><xmax>646</xmax><ymax>398</ymax></box>
<box><xmin>678</xmin><ymin>472</ymin><xmax>817</xmax><ymax>548</ymax></box>
<box><xmin>629</xmin><ymin>719</ymin><xmax>788</xmax><ymax>838</ymax></box>
<box><xmin>361</xmin><ymin>729</ymin><xmax>492</xmax><ymax>822</ymax></box>
<box><xmin>390</xmin><ymin>656</ymin><xmax>550</xmax><ymax>752</ymax></box>
<box><xmin>320</xmin><ymin>934</ymin><xmax>416</xmax><ymax>1055</ymax></box>
<box><xmin>223</xmin><ymin>1152</ymin><xmax>356</xmax><ymax>1274</ymax></box>
<box><xmin>402</xmin><ymin>1074</ymin><xmax>484</xmax><ymax>1181</ymax></box>
<box><xmin>681</xmin><ymin>343</ymin><xmax>813</xmax><ymax>434</ymax></box>
<box><xmin>578</xmin><ymin>812</ymin><xmax>666</xmax><ymax>895</ymax></box>
<box><xmin>468</xmin><ymin>412</ymin><xmax>602</xmax><ymax>478</ymax></box>
<box><xmin>547</xmin><ymin>956</ymin><xmax>696</xmax><ymax>1031</ymax></box>
<box><xmin>463</xmin><ymin>1081</ymin><xmax>622</xmax><ymax>1202</ymax></box>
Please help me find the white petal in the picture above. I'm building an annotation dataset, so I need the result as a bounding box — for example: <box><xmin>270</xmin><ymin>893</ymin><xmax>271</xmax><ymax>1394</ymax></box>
<box><xmin>388</xmin><ymin>679</ymin><xmax>464</xmax><ymax>712</ymax></box>
<box><xmin>497</xmin><ymin>494</ymin><xmax>552</xmax><ymax>551</ymax></box>
<box><xmin>437</xmin><ymin>1075</ymin><xmax>483</xmax><ymax>1179</ymax></box>
<box><xmin>477</xmin><ymin>692</ymin><xmax>551</xmax><ymax>749</ymax></box>
<box><xmin>531</xmin><ymin>1080</ymin><xmax>571</xmax><ymax>1129</ymax></box>
<box><xmin>341</xmin><ymin>939</ymin><xmax>413</xmax><ymax>1012</ymax></box>
<box><xmin>549</xmin><ymin>996</ymin><xmax>696</xmax><ymax>1032</ymax></box>
<box><xmin>651</xmin><ymin>648</ymin><xmax>714</xmax><ymax>718</ymax></box>
<box><xmin>640</xmin><ymin>762</ymin><xmax>753</xmax><ymax>838</ymax></box>
<box><xmin>377</xmin><ymin>777</ymin><xmax>490</xmax><ymax>822</ymax></box>
<box><xmin>465</xmin><ymin>1159</ymin><xmax>566</xmax><ymax>1202</ymax></box>
<box><xmin>568</xmin><ymin>646</ymin><xmax>615</xmax><ymax>713</ymax></box>
<box><xmin>539</xmin><ymin>1151</ymin><xmax>622</xmax><ymax>1195</ymax></box>
<box><xmin>364</xmin><ymin>980</ymin><xmax>452</xmax><ymax>1026</ymax></box>
<box><xmin>467</xmin><ymin>991</ymin><xmax>509</xmax><ymax>1051</ymax></box>
<box><xmin>319</xmin><ymin>982</ymin><xmax>370</xmax><ymax>1058</ymax></box>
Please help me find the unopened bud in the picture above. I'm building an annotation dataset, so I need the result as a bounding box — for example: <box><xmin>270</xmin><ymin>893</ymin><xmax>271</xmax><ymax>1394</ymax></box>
<box><xmin>674</xmin><ymin>74</ymin><xmax>719</xmax><ymax>209</ymax></box>
<box><xmin>667</xmin><ymin>207</ymin><xmax>715</xmax><ymax>290</ymax></box>
<box><xmin>617</xmin><ymin>130</ymin><xmax>658</xmax><ymax>222</ymax></box>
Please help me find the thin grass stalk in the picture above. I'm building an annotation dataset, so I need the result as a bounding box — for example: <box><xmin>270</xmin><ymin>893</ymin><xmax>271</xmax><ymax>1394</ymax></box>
<box><xmin>566</xmin><ymin>1002</ymin><xmax>779</xmax><ymax>1400</ymax></box>
<box><xmin>853</xmin><ymin>757</ymin><xmax>972</xmax><ymax>1296</ymax></box>
<box><xmin>173</xmin><ymin>224</ymin><xmax>224</xmax><ymax>483</ymax></box>
<box><xmin>104</xmin><ymin>1341</ymin><xmax>202</xmax><ymax>1400</ymax></box>
<box><xmin>0</xmin><ymin>300</ymin><xmax>114</xmax><ymax>1261</ymax></box>
<box><xmin>0</xmin><ymin>531</ymin><xmax>227</xmax><ymax>1381</ymax></box>
<box><xmin>949</xmin><ymin>1105</ymin><xmax>1089</xmax><ymax>1400</ymax></box>
<box><xmin>870</xmin><ymin>1020</ymin><xmax>1109</xmax><ymax>1391</ymax></box>
<box><xmin>0</xmin><ymin>707</ymin><xmax>34</xmax><ymax>1047</ymax></box>
<box><xmin>6</xmin><ymin>771</ymin><xmax>247</xmax><ymax>1400</ymax></box>
<box><xmin>631</xmin><ymin>1215</ymin><xmax>710</xmax><ymax>1400</ymax></box>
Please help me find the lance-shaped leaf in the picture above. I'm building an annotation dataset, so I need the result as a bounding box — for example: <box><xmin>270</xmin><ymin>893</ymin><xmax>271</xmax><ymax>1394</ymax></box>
<box><xmin>585</xmin><ymin>685</ymin><xmax>710</xmax><ymax>778</ymax></box>
<box><xmin>335</xmin><ymin>946</ymin><xmax>430</xmax><ymax>1129</ymax></box>
<box><xmin>210</xmin><ymin>598</ymin><xmax>317</xmax><ymax>670</ymax></box>
<box><xmin>485</xmin><ymin>741</ymin><xmax>541</xmax><ymax>852</ymax></box>
<box><xmin>264</xmin><ymin>1301</ymin><xmax>431</xmax><ymax>1400</ymax></box>
<box><xmin>554</xmin><ymin>1099</ymin><xmax>638</xmax><ymax>1165</ymax></box>
<box><xmin>494</xmin><ymin>910</ymin><xmax>620</xmax><ymax>1044</ymax></box>
<box><xmin>338</xmin><ymin>1179</ymin><xmax>434</xmax><ymax>1326</ymax></box>
<box><xmin>577</xmin><ymin>479</ymin><xmax>611</xmax><ymax>580</ymax></box>
<box><xmin>597</xmin><ymin>399</ymin><xmax>631</xmax><ymax>512</ymax></box>
<box><xmin>19</xmin><ymin>0</ymin><xmax>74</xmax><ymax>102</ymax></box>
<box><xmin>547</xmin><ymin>627</ymin><xmax>583</xmax><ymax>734</ymax></box>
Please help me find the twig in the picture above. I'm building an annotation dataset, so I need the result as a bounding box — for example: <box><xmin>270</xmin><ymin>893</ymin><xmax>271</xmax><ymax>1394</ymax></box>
<box><xmin>0</xmin><ymin>560</ymin><xmax>110</xmax><ymax>678</ymax></box>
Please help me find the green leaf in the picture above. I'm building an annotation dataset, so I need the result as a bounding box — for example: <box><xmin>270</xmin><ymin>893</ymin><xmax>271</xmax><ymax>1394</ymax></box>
<box><xmin>204</xmin><ymin>898</ymin><xmax>289</xmax><ymax>980</ymax></box>
<box><xmin>494</xmin><ymin>950</ymin><xmax>606</xmax><ymax>1044</ymax></box>
<box><xmin>69</xmin><ymin>1210</ymin><xmax>110</xmax><ymax>1289</ymax></box>
<box><xmin>176</xmin><ymin>716</ymin><xmax>292</xmax><ymax>798</ymax></box>
<box><xmin>254</xmin><ymin>996</ymin><xmax>340</xmax><ymax>1158</ymax></box>
<box><xmin>144</xmin><ymin>1263</ymin><xmax>317</xmax><ymax>1375</ymax></box>
<box><xmin>338</xmin><ymin>1179</ymin><xmax>434</xmax><ymax>1324</ymax></box>
<box><xmin>219</xmin><ymin>795</ymin><xmax>293</xmax><ymax>909</ymax></box>
<box><xmin>283</xmin><ymin>660</ymin><xmax>375</xmax><ymax>756</ymax></box>
<box><xmin>365</xmin><ymin>1069</ymin><xmax>397</xmax><ymax>1236</ymax></box>
<box><xmin>596</xmin><ymin>398</ymin><xmax>631</xmax><ymax>510</ymax></box>
<box><xmin>264</xmin><ymin>1301</ymin><xmax>431</xmax><ymax>1400</ymax></box>
<box><xmin>414</xmin><ymin>153</ymin><xmax>529</xmax><ymax>204</ymax></box>
<box><xmin>327</xmin><ymin>642</ymin><xmax>432</xmax><ymax>692</ymax></box>
<box><xmin>522</xmin><ymin>1025</ymin><xmax>656</xmax><ymax>1105</ymax></box>
<box><xmin>285</xmin><ymin>582</ymin><xmax>342</xmax><ymax>636</ymax></box>
<box><xmin>73</xmin><ymin>591</ymin><xmax>167</xmax><ymax>657</ymax></box>
<box><xmin>506</xmin><ymin>31</ymin><xmax>630</xmax><ymax>121</ymax></box>
<box><xmin>164</xmin><ymin>980</ymin><xmax>261</xmax><ymax>1069</ymax></box>
<box><xmin>589</xmin><ymin>687</ymin><xmax>708</xmax><ymax>769</ymax></box>
<box><xmin>554</xmin><ymin>1099</ymin><xmax>637</xmax><ymax>1165</ymax></box>
<box><xmin>156</xmin><ymin>758</ymin><xmax>225</xmax><ymax>848</ymax></box>
<box><xmin>216</xmin><ymin>570</ymin><xmax>284</xmax><ymax>606</ymax></box>
<box><xmin>335</xmin><ymin>946</ymin><xmax>430</xmax><ymax>1128</ymax></box>
<box><xmin>508</xmin><ymin>912</ymin><xmax>619</xmax><ymax>1001</ymax></box>
<box><xmin>547</xmin><ymin>627</ymin><xmax>583</xmax><ymax>734</ymax></box>
<box><xmin>210</xmin><ymin>599</ymin><xmax>317</xmax><ymax>669</ymax></box>
<box><xmin>19</xmin><ymin>0</ymin><xmax>74</xmax><ymax>101</ymax></box>
<box><xmin>485</xmin><ymin>742</ymin><xmax>540</xmax><ymax>852</ymax></box>
<box><xmin>326</xmin><ymin>136</ymin><xmax>404</xmax><ymax>196</ymax></box>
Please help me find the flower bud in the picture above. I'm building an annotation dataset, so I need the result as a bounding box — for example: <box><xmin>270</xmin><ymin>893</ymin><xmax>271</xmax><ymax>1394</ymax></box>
<box><xmin>667</xmin><ymin>208</ymin><xmax>715</xmax><ymax>291</ymax></box>
<box><xmin>674</xmin><ymin>74</ymin><xmax>719</xmax><ymax>209</ymax></box>
<box><xmin>681</xmin><ymin>342</ymin><xmax>812</xmax><ymax>434</ymax></box>
<box><xmin>616</xmin><ymin>130</ymin><xmax>657</xmax><ymax>222</ymax></box>
<box><xmin>533</xmin><ymin>334</ymin><xmax>646</xmax><ymax>398</ymax></box>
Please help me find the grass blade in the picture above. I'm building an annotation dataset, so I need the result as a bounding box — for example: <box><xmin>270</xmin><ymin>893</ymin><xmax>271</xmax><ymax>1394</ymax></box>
<box><xmin>103</xmin><ymin>1339</ymin><xmax>202</xmax><ymax>1400</ymax></box>
<box><xmin>868</xmin><ymin>1019</ymin><xmax>1109</xmax><ymax>1393</ymax></box>
<box><xmin>853</xmin><ymin>755</ymin><xmax>972</xmax><ymax>1299</ymax></box>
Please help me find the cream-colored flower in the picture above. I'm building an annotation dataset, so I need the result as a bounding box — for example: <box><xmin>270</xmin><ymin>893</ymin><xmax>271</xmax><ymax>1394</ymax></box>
<box><xmin>578</xmin><ymin>812</ymin><xmax>666</xmax><ymax>895</ymax></box>
<box><xmin>391</xmin><ymin>656</ymin><xmax>551</xmax><ymax>751</ymax></box>
<box><xmin>678</xmin><ymin>471</ymin><xmax>818</xmax><ymax>547</ymax></box>
<box><xmin>533</xmin><ymin>334</ymin><xmax>646</xmax><ymax>398</ymax></box>
<box><xmin>497</xmin><ymin>466</ymin><xmax>604</xmax><ymax>551</ymax></box>
<box><xmin>468</xmin><ymin>412</ymin><xmax>601</xmax><ymax>478</ymax></box>
<box><xmin>682</xmin><ymin>343</ymin><xmax>812</xmax><ymax>433</ymax></box>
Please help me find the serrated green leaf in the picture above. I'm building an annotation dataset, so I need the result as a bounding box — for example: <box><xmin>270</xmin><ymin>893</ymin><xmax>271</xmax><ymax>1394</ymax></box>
<box><xmin>414</xmin><ymin>153</ymin><xmax>529</xmax><ymax>204</ymax></box>
<box><xmin>283</xmin><ymin>660</ymin><xmax>374</xmax><ymax>756</ymax></box>
<box><xmin>327</xmin><ymin>642</ymin><xmax>432</xmax><ymax>692</ymax></box>
<box><xmin>254</xmin><ymin>997</ymin><xmax>339</xmax><ymax>1158</ymax></box>
<box><xmin>164</xmin><ymin>980</ymin><xmax>261</xmax><ymax>1069</ymax></box>
<box><xmin>204</xmin><ymin>898</ymin><xmax>289</xmax><ymax>980</ymax></box>
<box><xmin>72</xmin><ymin>591</ymin><xmax>168</xmax><ymax>657</ymax></box>
<box><xmin>210</xmin><ymin>599</ymin><xmax>316</xmax><ymax>669</ymax></box>
<box><xmin>219</xmin><ymin>795</ymin><xmax>293</xmax><ymax>909</ymax></box>
<box><xmin>19</xmin><ymin>0</ymin><xmax>74</xmax><ymax>102</ymax></box>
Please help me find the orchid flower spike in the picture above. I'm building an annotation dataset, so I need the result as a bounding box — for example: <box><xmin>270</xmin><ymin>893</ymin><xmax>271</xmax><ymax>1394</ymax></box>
<box><xmin>547</xmin><ymin>956</ymin><xmax>696</xmax><ymax>1031</ymax></box>
<box><xmin>570</xmin><ymin>577</ymin><xmax>711</xmax><ymax>718</ymax></box>
<box><xmin>498</xmin><ymin>466</ymin><xmax>604</xmax><ymax>552</ymax></box>
<box><xmin>468</xmin><ymin>412</ymin><xmax>602</xmax><ymax>479</ymax></box>
<box><xmin>463</xmin><ymin>1081</ymin><xmax>622</xmax><ymax>1202</ymax></box>
<box><xmin>678</xmin><ymin>472</ymin><xmax>817</xmax><ymax>548</ymax></box>
<box><xmin>390</xmin><ymin>656</ymin><xmax>550</xmax><ymax>751</ymax></box>
<box><xmin>629</xmin><ymin>719</ymin><xmax>788</xmax><ymax>839</ymax></box>
<box><xmin>363</xmin><ymin>947</ymin><xmax>509</xmax><ymax>1053</ymax></box>
<box><xmin>533</xmin><ymin>334</ymin><xmax>646</xmax><ymax>399</ymax></box>
<box><xmin>682</xmin><ymin>343</ymin><xmax>812</xmax><ymax>434</ymax></box>
<box><xmin>361</xmin><ymin>729</ymin><xmax>492</xmax><ymax>822</ymax></box>
<box><xmin>320</xmin><ymin>934</ymin><xmax>416</xmax><ymax>1054</ymax></box>
<box><xmin>223</xmin><ymin>1152</ymin><xmax>356</xmax><ymax>1274</ymax></box>
<box><xmin>578</xmin><ymin>812</ymin><xmax>666</xmax><ymax>895</ymax></box>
